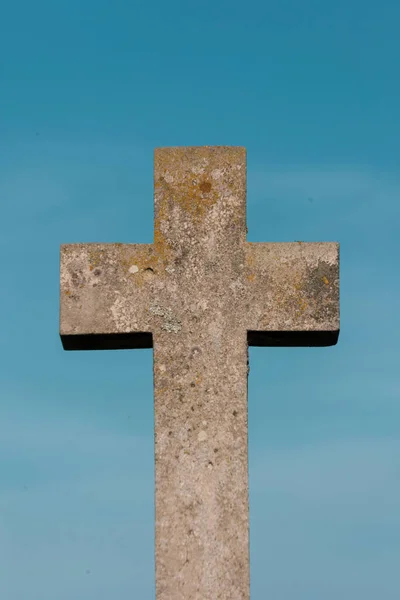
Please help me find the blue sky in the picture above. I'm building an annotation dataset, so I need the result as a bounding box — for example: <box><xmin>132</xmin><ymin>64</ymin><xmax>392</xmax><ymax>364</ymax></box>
<box><xmin>1</xmin><ymin>1</ymin><xmax>399</xmax><ymax>598</ymax></box>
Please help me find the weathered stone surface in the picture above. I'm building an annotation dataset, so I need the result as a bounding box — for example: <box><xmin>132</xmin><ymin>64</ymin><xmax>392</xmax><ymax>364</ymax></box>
<box><xmin>60</xmin><ymin>147</ymin><xmax>340</xmax><ymax>600</ymax></box>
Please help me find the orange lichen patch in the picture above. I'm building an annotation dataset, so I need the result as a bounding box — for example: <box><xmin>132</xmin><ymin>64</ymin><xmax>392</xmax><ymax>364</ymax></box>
<box><xmin>156</xmin><ymin>175</ymin><xmax>219</xmax><ymax>222</ymax></box>
<box><xmin>245</xmin><ymin>244</ymin><xmax>257</xmax><ymax>281</ymax></box>
<box><xmin>88</xmin><ymin>246</ymin><xmax>106</xmax><ymax>268</ymax></box>
<box><xmin>271</xmin><ymin>273</ymin><xmax>311</xmax><ymax>321</ymax></box>
<box><xmin>297</xmin><ymin>299</ymin><xmax>308</xmax><ymax>313</ymax></box>
<box><xmin>154</xmin><ymin>220</ymin><xmax>172</xmax><ymax>255</ymax></box>
<box><xmin>153</xmin><ymin>199</ymin><xmax>175</xmax><ymax>264</ymax></box>
<box><xmin>154</xmin><ymin>146</ymin><xmax>246</xmax><ymax>225</ymax></box>
<box><xmin>322</xmin><ymin>276</ymin><xmax>329</xmax><ymax>285</ymax></box>
<box><xmin>199</xmin><ymin>181</ymin><xmax>212</xmax><ymax>193</ymax></box>
<box><xmin>293</xmin><ymin>277</ymin><xmax>311</xmax><ymax>318</ymax></box>
<box><xmin>65</xmin><ymin>290</ymin><xmax>71</xmax><ymax>296</ymax></box>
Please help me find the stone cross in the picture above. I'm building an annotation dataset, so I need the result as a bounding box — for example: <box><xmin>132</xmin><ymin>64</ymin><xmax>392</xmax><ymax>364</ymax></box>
<box><xmin>60</xmin><ymin>146</ymin><xmax>339</xmax><ymax>600</ymax></box>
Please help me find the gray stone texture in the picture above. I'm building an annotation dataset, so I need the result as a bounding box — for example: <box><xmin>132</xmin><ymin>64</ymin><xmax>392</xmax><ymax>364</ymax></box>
<box><xmin>60</xmin><ymin>147</ymin><xmax>340</xmax><ymax>599</ymax></box>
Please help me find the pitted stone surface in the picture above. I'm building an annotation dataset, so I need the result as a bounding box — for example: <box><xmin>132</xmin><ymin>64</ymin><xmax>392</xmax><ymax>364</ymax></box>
<box><xmin>60</xmin><ymin>146</ymin><xmax>340</xmax><ymax>600</ymax></box>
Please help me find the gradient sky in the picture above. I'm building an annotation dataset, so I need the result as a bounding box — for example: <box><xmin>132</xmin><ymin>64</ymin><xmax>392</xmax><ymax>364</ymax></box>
<box><xmin>1</xmin><ymin>1</ymin><xmax>400</xmax><ymax>599</ymax></box>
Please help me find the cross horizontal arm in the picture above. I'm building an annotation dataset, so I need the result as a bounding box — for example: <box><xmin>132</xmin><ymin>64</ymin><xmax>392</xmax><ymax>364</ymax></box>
<box><xmin>245</xmin><ymin>241</ymin><xmax>339</xmax><ymax>346</ymax></box>
<box><xmin>60</xmin><ymin>243</ymin><xmax>158</xmax><ymax>350</ymax></box>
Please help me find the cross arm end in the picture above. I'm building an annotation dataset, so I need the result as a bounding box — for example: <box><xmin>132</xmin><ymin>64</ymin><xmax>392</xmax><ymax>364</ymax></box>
<box><xmin>245</xmin><ymin>241</ymin><xmax>340</xmax><ymax>347</ymax></box>
<box><xmin>60</xmin><ymin>243</ymin><xmax>155</xmax><ymax>350</ymax></box>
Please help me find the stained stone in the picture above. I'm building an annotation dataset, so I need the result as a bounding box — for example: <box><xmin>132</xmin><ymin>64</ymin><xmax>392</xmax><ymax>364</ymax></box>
<box><xmin>60</xmin><ymin>146</ymin><xmax>339</xmax><ymax>600</ymax></box>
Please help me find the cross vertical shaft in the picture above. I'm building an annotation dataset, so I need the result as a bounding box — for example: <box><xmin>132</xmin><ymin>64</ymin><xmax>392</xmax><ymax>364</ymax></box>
<box><xmin>152</xmin><ymin>148</ymin><xmax>250</xmax><ymax>598</ymax></box>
